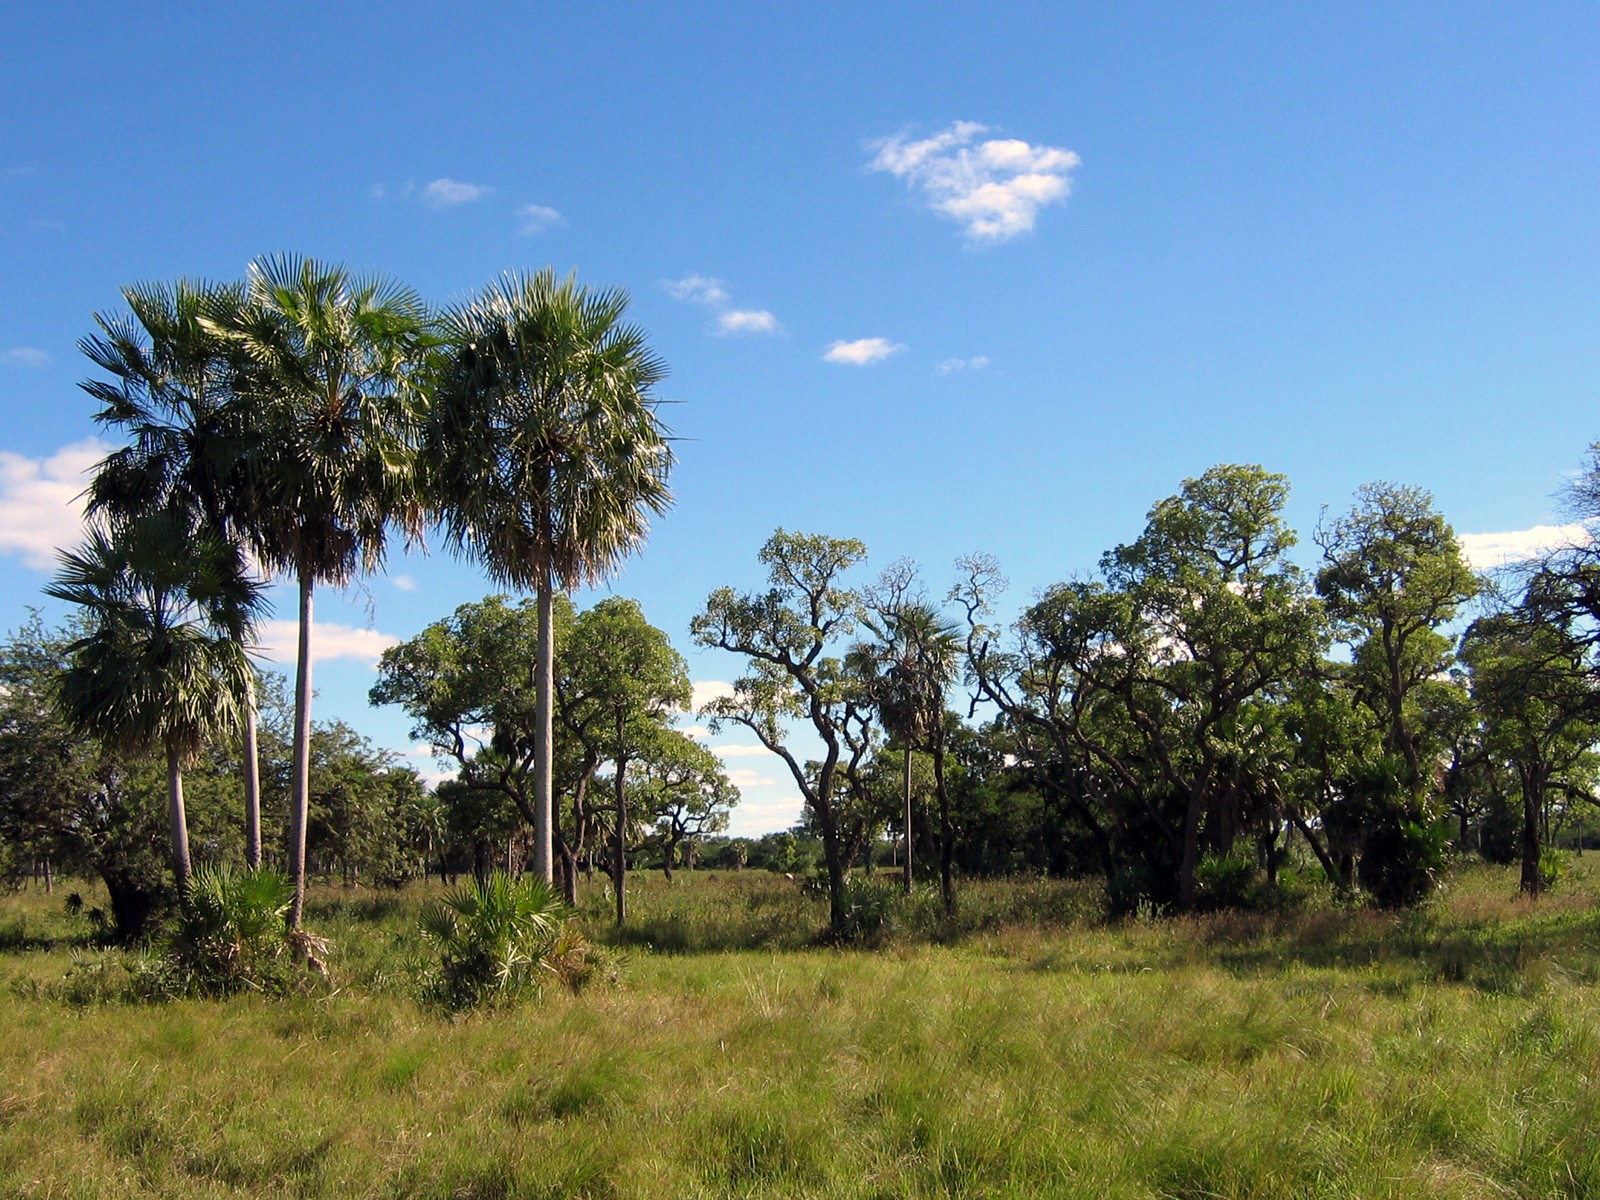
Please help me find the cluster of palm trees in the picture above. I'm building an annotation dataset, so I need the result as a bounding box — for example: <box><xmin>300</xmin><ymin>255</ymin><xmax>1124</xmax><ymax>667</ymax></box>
<box><xmin>50</xmin><ymin>256</ymin><xmax>673</xmax><ymax>930</ymax></box>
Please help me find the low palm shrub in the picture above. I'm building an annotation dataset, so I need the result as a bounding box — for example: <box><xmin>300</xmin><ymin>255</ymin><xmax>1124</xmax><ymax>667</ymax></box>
<box><xmin>164</xmin><ymin>864</ymin><xmax>324</xmax><ymax>997</ymax></box>
<box><xmin>416</xmin><ymin>872</ymin><xmax>605</xmax><ymax>1009</ymax></box>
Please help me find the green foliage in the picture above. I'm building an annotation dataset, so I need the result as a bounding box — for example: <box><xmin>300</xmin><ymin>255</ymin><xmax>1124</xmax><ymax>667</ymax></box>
<box><xmin>1539</xmin><ymin>847</ymin><xmax>1567</xmax><ymax>892</ymax></box>
<box><xmin>1195</xmin><ymin>852</ymin><xmax>1259</xmax><ymax>910</ymax></box>
<box><xmin>161</xmin><ymin>865</ymin><xmax>315</xmax><ymax>998</ymax></box>
<box><xmin>1360</xmin><ymin>817</ymin><xmax>1449</xmax><ymax>909</ymax></box>
<box><xmin>837</xmin><ymin>875</ymin><xmax>906</xmax><ymax>944</ymax></box>
<box><xmin>415</xmin><ymin>871</ymin><xmax>596</xmax><ymax>1009</ymax></box>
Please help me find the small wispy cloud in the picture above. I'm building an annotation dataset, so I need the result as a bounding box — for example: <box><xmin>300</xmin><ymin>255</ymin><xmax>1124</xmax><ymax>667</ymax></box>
<box><xmin>0</xmin><ymin>348</ymin><xmax>50</xmax><ymax>368</ymax></box>
<box><xmin>5</xmin><ymin>166</ymin><xmax>38</xmax><ymax>178</ymax></box>
<box><xmin>256</xmin><ymin>621</ymin><xmax>400</xmax><ymax>668</ymax></box>
<box><xmin>664</xmin><ymin>276</ymin><xmax>780</xmax><ymax>337</ymax></box>
<box><xmin>517</xmin><ymin>204</ymin><xmax>562</xmax><ymax>234</ymax></box>
<box><xmin>664</xmin><ymin>275</ymin><xmax>730</xmax><ymax>307</ymax></box>
<box><xmin>713</xmin><ymin>744</ymin><xmax>776</xmax><ymax>759</ymax></box>
<box><xmin>1458</xmin><ymin>524</ymin><xmax>1591</xmax><ymax>571</ymax></box>
<box><xmin>422</xmin><ymin>177</ymin><xmax>492</xmax><ymax>208</ymax></box>
<box><xmin>867</xmin><ymin>120</ymin><xmax>1079</xmax><ymax>242</ymax></box>
<box><xmin>824</xmin><ymin>337</ymin><xmax>905</xmax><ymax>366</ymax></box>
<box><xmin>935</xmin><ymin>355</ymin><xmax>989</xmax><ymax>374</ymax></box>
<box><xmin>390</xmin><ymin>574</ymin><xmax>417</xmax><ymax>592</ymax></box>
<box><xmin>0</xmin><ymin>438</ymin><xmax>112</xmax><ymax>570</ymax></box>
<box><xmin>726</xmin><ymin>768</ymin><xmax>778</xmax><ymax>789</ymax></box>
<box><xmin>717</xmin><ymin>310</ymin><xmax>779</xmax><ymax>336</ymax></box>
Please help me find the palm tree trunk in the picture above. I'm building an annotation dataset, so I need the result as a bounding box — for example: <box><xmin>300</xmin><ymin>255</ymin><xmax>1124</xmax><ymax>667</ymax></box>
<box><xmin>614</xmin><ymin>747</ymin><xmax>629</xmax><ymax>925</ymax></box>
<box><xmin>242</xmin><ymin>672</ymin><xmax>262</xmax><ymax>870</ymax></box>
<box><xmin>532</xmin><ymin>576</ymin><xmax>555</xmax><ymax>885</ymax></box>
<box><xmin>934</xmin><ymin>738</ymin><xmax>954</xmax><ymax>915</ymax></box>
<box><xmin>902</xmin><ymin>745</ymin><xmax>913</xmax><ymax>895</ymax></box>
<box><xmin>287</xmin><ymin>570</ymin><xmax>314</xmax><ymax>929</ymax></box>
<box><xmin>167</xmin><ymin>744</ymin><xmax>192</xmax><ymax>891</ymax></box>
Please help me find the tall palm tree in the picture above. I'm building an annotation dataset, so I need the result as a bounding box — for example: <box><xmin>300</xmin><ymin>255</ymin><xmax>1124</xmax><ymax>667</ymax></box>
<box><xmin>218</xmin><ymin>254</ymin><xmax>428</xmax><ymax>928</ymax></box>
<box><xmin>855</xmin><ymin>599</ymin><xmax>961</xmax><ymax>903</ymax></box>
<box><xmin>425</xmin><ymin>269</ymin><xmax>672</xmax><ymax>884</ymax></box>
<box><xmin>46</xmin><ymin>512</ymin><xmax>263</xmax><ymax>890</ymax></box>
<box><xmin>79</xmin><ymin>278</ymin><xmax>273</xmax><ymax>867</ymax></box>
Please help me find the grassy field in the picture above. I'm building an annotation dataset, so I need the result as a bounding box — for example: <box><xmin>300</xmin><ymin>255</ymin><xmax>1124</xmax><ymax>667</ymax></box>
<box><xmin>3</xmin><ymin>862</ymin><xmax>1600</xmax><ymax>1198</ymax></box>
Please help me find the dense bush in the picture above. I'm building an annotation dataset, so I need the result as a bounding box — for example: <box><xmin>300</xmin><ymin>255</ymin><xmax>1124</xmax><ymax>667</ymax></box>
<box><xmin>416</xmin><ymin>872</ymin><xmax>608</xmax><ymax>1010</ymax></box>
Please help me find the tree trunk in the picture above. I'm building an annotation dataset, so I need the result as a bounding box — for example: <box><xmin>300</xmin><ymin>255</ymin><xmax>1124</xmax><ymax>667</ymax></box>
<box><xmin>167</xmin><ymin>746</ymin><xmax>192</xmax><ymax>892</ymax></box>
<box><xmin>99</xmin><ymin>866</ymin><xmax>162</xmax><ymax>945</ymax></box>
<box><xmin>532</xmin><ymin>579</ymin><xmax>555</xmax><ymax>885</ymax></box>
<box><xmin>1177</xmin><ymin>787</ymin><xmax>1205</xmax><ymax>908</ymax></box>
<box><xmin>1521</xmin><ymin>768</ymin><xmax>1544</xmax><ymax>897</ymax></box>
<box><xmin>556</xmin><ymin>832</ymin><xmax>578</xmax><ymax>906</ymax></box>
<box><xmin>934</xmin><ymin>738</ymin><xmax>954</xmax><ymax>915</ymax></box>
<box><xmin>614</xmin><ymin>748</ymin><xmax>629</xmax><ymax>925</ymax></box>
<box><xmin>242</xmin><ymin>673</ymin><xmax>262</xmax><ymax>870</ymax></box>
<box><xmin>902</xmin><ymin>746</ymin><xmax>914</xmax><ymax>895</ymax></box>
<box><xmin>287</xmin><ymin>570</ymin><xmax>314</xmax><ymax>930</ymax></box>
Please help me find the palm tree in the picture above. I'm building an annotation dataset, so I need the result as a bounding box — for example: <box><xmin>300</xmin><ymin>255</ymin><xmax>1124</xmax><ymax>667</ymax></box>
<box><xmin>218</xmin><ymin>253</ymin><xmax>428</xmax><ymax>927</ymax></box>
<box><xmin>425</xmin><ymin>269</ymin><xmax>672</xmax><ymax>884</ymax></box>
<box><xmin>855</xmin><ymin>598</ymin><xmax>961</xmax><ymax>905</ymax></box>
<box><xmin>46</xmin><ymin>512</ymin><xmax>264</xmax><ymax>890</ymax></box>
<box><xmin>79</xmin><ymin>277</ymin><xmax>274</xmax><ymax>867</ymax></box>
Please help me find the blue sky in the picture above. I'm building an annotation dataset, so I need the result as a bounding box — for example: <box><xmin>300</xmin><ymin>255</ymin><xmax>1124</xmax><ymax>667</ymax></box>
<box><xmin>2</xmin><ymin>4</ymin><xmax>1598</xmax><ymax>835</ymax></box>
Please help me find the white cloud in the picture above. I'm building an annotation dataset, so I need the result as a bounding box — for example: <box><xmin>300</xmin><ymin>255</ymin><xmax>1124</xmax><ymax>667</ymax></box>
<box><xmin>390</xmin><ymin>574</ymin><xmax>417</xmax><ymax>592</ymax></box>
<box><xmin>726</xmin><ymin>768</ymin><xmax>778</xmax><ymax>788</ymax></box>
<box><xmin>936</xmin><ymin>355</ymin><xmax>989</xmax><ymax>374</ymax></box>
<box><xmin>713</xmin><ymin>743</ymin><xmax>775</xmax><ymax>759</ymax></box>
<box><xmin>663</xmin><ymin>275</ymin><xmax>730</xmax><ymax>307</ymax></box>
<box><xmin>691</xmin><ymin>679</ymin><xmax>737</xmax><ymax>712</ymax></box>
<box><xmin>368</xmin><ymin>183</ymin><xmax>387</xmax><ymax>200</ymax></box>
<box><xmin>255</xmin><ymin>621</ymin><xmax>400</xmax><ymax>668</ymax></box>
<box><xmin>678</xmin><ymin>723</ymin><xmax>713</xmax><ymax>741</ymax></box>
<box><xmin>1</xmin><ymin>348</ymin><xmax>50</xmax><ymax>368</ymax></box>
<box><xmin>1458</xmin><ymin>524</ymin><xmax>1591</xmax><ymax>571</ymax></box>
<box><xmin>824</xmin><ymin>337</ymin><xmax>905</xmax><ymax>366</ymax></box>
<box><xmin>664</xmin><ymin>277</ymin><xmax>782</xmax><ymax>338</ymax></box>
<box><xmin>422</xmin><ymin>177</ymin><xmax>492</xmax><ymax>207</ymax></box>
<box><xmin>518</xmin><ymin>204</ymin><xmax>562</xmax><ymax>234</ymax></box>
<box><xmin>6</xmin><ymin>166</ymin><xmax>38</xmax><ymax>178</ymax></box>
<box><xmin>868</xmin><ymin>121</ymin><xmax>1079</xmax><ymax>242</ymax></box>
<box><xmin>0</xmin><ymin>438</ymin><xmax>112</xmax><ymax>569</ymax></box>
<box><xmin>717</xmin><ymin>309</ymin><xmax>779</xmax><ymax>336</ymax></box>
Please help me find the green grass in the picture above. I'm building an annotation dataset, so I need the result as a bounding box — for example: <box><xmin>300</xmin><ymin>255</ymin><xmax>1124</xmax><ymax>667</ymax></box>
<box><xmin>2</xmin><ymin>860</ymin><xmax>1600</xmax><ymax>1196</ymax></box>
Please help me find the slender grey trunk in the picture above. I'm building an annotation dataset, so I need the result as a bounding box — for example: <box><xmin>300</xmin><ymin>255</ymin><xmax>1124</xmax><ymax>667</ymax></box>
<box><xmin>532</xmin><ymin>578</ymin><xmax>555</xmax><ymax>885</ymax></box>
<box><xmin>287</xmin><ymin>571</ymin><xmax>314</xmax><ymax>929</ymax></box>
<box><xmin>167</xmin><ymin>744</ymin><xmax>192</xmax><ymax>891</ymax></box>
<box><xmin>902</xmin><ymin>745</ymin><xmax>913</xmax><ymax>895</ymax></box>
<box><xmin>614</xmin><ymin>741</ymin><xmax>630</xmax><ymax>924</ymax></box>
<box><xmin>243</xmin><ymin>672</ymin><xmax>262</xmax><ymax>870</ymax></box>
<box><xmin>934</xmin><ymin>738</ymin><xmax>954</xmax><ymax>915</ymax></box>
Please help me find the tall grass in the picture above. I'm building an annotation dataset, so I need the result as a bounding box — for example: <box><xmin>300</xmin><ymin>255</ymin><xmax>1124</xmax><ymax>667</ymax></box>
<box><xmin>1</xmin><ymin>860</ymin><xmax>1598</xmax><ymax>1196</ymax></box>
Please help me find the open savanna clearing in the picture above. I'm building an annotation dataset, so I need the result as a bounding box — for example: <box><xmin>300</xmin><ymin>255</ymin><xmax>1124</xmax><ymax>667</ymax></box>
<box><xmin>2</xmin><ymin>864</ymin><xmax>1600</xmax><ymax>1198</ymax></box>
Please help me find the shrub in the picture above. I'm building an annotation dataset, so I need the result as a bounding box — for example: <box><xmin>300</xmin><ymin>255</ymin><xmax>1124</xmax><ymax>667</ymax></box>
<box><xmin>416</xmin><ymin>872</ymin><xmax>597</xmax><ymax>1010</ymax></box>
<box><xmin>1195</xmin><ymin>853</ymin><xmax>1258</xmax><ymax>910</ymax></box>
<box><xmin>838</xmin><ymin>876</ymin><xmax>904</xmax><ymax>945</ymax></box>
<box><xmin>1359</xmin><ymin>817</ymin><xmax>1448</xmax><ymax>909</ymax></box>
<box><xmin>1539</xmin><ymin>848</ymin><xmax>1567</xmax><ymax>893</ymax></box>
<box><xmin>163</xmin><ymin>865</ymin><xmax>321</xmax><ymax>997</ymax></box>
